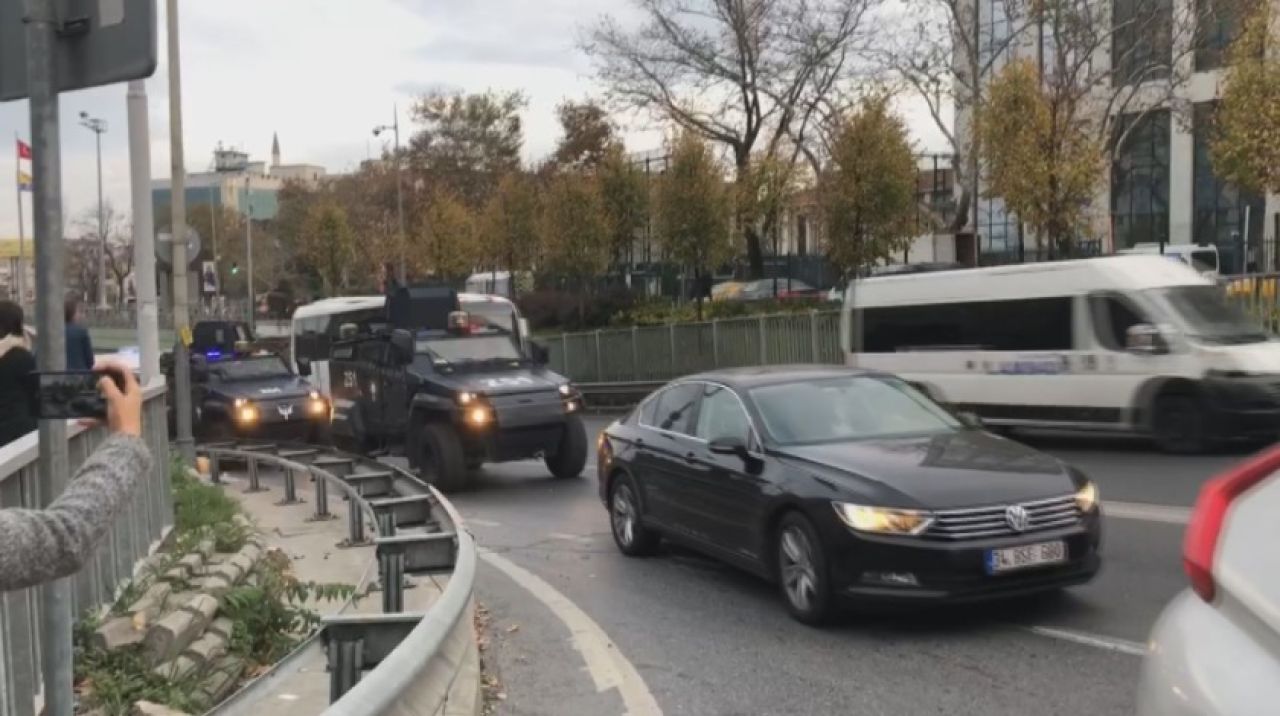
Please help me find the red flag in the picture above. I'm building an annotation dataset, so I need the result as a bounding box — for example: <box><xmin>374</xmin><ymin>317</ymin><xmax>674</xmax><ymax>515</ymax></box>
<box><xmin>17</xmin><ymin>140</ymin><xmax>31</xmax><ymax>160</ymax></box>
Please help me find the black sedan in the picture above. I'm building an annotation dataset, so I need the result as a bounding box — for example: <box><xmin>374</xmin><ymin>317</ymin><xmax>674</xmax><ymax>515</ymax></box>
<box><xmin>597</xmin><ymin>366</ymin><xmax>1102</xmax><ymax>624</ymax></box>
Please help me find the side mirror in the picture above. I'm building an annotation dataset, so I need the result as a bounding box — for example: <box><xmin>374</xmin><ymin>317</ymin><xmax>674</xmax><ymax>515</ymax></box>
<box><xmin>390</xmin><ymin>329</ymin><xmax>415</xmax><ymax>364</ymax></box>
<box><xmin>709</xmin><ymin>435</ymin><xmax>751</xmax><ymax>459</ymax></box>
<box><xmin>957</xmin><ymin>411</ymin><xmax>984</xmax><ymax>429</ymax></box>
<box><xmin>1126</xmin><ymin>323</ymin><xmax>1169</xmax><ymax>355</ymax></box>
<box><xmin>529</xmin><ymin>341</ymin><xmax>549</xmax><ymax>366</ymax></box>
<box><xmin>190</xmin><ymin>355</ymin><xmax>209</xmax><ymax>382</ymax></box>
<box><xmin>296</xmin><ymin>356</ymin><xmax>312</xmax><ymax>377</ymax></box>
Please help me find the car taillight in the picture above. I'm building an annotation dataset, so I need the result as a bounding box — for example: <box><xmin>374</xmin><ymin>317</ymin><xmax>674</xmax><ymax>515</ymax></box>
<box><xmin>1184</xmin><ymin>446</ymin><xmax>1280</xmax><ymax>602</ymax></box>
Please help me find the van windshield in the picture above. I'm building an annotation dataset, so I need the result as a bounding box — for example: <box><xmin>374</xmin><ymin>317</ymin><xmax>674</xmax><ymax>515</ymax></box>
<box><xmin>1189</xmin><ymin>250</ymin><xmax>1218</xmax><ymax>273</ymax></box>
<box><xmin>1143</xmin><ymin>285</ymin><xmax>1270</xmax><ymax>345</ymax></box>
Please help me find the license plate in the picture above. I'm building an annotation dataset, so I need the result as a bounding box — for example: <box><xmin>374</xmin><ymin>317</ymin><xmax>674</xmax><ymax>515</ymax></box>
<box><xmin>985</xmin><ymin>541</ymin><xmax>1067</xmax><ymax>574</ymax></box>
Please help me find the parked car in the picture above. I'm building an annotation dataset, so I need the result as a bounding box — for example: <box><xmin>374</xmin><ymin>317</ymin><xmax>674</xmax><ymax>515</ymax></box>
<box><xmin>597</xmin><ymin>366</ymin><xmax>1102</xmax><ymax>624</ymax></box>
<box><xmin>713</xmin><ymin>279</ymin><xmax>820</xmax><ymax>302</ymax></box>
<box><xmin>1136</xmin><ymin>446</ymin><xmax>1280</xmax><ymax>715</ymax></box>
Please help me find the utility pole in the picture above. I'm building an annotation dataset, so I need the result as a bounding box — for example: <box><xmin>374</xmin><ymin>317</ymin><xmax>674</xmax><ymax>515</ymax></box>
<box><xmin>79</xmin><ymin>111</ymin><xmax>108</xmax><ymax>307</ymax></box>
<box><xmin>210</xmin><ymin>185</ymin><xmax>219</xmax><ymax>300</ymax></box>
<box><xmin>373</xmin><ymin>106</ymin><xmax>406</xmax><ymax>285</ymax></box>
<box><xmin>129</xmin><ymin>80</ymin><xmax>161</xmax><ymax>385</ymax></box>
<box><xmin>168</xmin><ymin>0</ymin><xmax>195</xmax><ymax>464</ymax></box>
<box><xmin>26</xmin><ymin>1</ymin><xmax>74</xmax><ymax>712</ymax></box>
<box><xmin>245</xmin><ymin>176</ymin><xmax>255</xmax><ymax>332</ymax></box>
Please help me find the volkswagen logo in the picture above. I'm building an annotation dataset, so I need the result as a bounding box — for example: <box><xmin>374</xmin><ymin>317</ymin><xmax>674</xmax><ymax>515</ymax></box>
<box><xmin>1005</xmin><ymin>504</ymin><xmax>1030</xmax><ymax>532</ymax></box>
<box><xmin>277</xmin><ymin>404</ymin><xmax>294</xmax><ymax>420</ymax></box>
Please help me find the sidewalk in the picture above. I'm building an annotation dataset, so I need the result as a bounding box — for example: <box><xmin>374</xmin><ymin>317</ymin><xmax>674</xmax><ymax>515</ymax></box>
<box><xmin>210</xmin><ymin>462</ymin><xmax>480</xmax><ymax>715</ymax></box>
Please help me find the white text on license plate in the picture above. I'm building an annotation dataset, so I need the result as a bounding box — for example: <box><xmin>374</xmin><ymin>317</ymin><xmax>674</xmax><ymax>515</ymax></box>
<box><xmin>986</xmin><ymin>541</ymin><xmax>1066</xmax><ymax>574</ymax></box>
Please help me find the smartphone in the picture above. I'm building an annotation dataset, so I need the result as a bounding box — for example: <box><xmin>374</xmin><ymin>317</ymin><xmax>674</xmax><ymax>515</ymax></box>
<box><xmin>32</xmin><ymin>371</ymin><xmax>116</xmax><ymax>420</ymax></box>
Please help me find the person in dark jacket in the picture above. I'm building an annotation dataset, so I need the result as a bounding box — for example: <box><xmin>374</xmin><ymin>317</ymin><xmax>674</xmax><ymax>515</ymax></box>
<box><xmin>65</xmin><ymin>297</ymin><xmax>94</xmax><ymax>371</ymax></box>
<box><xmin>0</xmin><ymin>301</ymin><xmax>37</xmax><ymax>447</ymax></box>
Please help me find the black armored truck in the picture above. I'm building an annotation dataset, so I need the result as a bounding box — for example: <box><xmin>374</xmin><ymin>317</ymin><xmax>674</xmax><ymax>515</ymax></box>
<box><xmin>320</xmin><ymin>286</ymin><xmax>587</xmax><ymax>490</ymax></box>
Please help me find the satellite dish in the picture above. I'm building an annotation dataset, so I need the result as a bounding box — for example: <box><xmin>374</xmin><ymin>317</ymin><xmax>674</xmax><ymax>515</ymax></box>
<box><xmin>155</xmin><ymin>226</ymin><xmax>203</xmax><ymax>270</ymax></box>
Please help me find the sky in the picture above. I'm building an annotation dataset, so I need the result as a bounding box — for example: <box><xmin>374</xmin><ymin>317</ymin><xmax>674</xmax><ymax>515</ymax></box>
<box><xmin>0</xmin><ymin>0</ymin><xmax>949</xmax><ymax>239</ymax></box>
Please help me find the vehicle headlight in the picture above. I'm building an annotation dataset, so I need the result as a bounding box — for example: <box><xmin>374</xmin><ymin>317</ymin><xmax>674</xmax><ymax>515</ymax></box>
<box><xmin>833</xmin><ymin>503</ymin><xmax>934</xmax><ymax>535</ymax></box>
<box><xmin>307</xmin><ymin>395</ymin><xmax>329</xmax><ymax>417</ymax></box>
<box><xmin>565</xmin><ymin>399</ymin><xmax>579</xmax><ymax>413</ymax></box>
<box><xmin>233</xmin><ymin>397</ymin><xmax>248</xmax><ymax>408</ymax></box>
<box><xmin>558</xmin><ymin>384</ymin><xmax>573</xmax><ymax>397</ymax></box>
<box><xmin>466</xmin><ymin>406</ymin><xmax>493</xmax><ymax>426</ymax></box>
<box><xmin>457</xmin><ymin>391</ymin><xmax>476</xmax><ymax>405</ymax></box>
<box><xmin>235</xmin><ymin>402</ymin><xmax>259</xmax><ymax>424</ymax></box>
<box><xmin>1075</xmin><ymin>481</ymin><xmax>1099</xmax><ymax>513</ymax></box>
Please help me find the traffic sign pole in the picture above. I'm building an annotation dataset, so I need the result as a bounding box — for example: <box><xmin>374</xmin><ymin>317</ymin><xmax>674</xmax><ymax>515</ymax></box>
<box><xmin>167</xmin><ymin>0</ymin><xmax>195</xmax><ymax>464</ymax></box>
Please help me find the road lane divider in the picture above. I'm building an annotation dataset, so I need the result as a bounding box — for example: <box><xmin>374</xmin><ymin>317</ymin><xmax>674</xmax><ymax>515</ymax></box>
<box><xmin>1023</xmin><ymin>625</ymin><xmax>1147</xmax><ymax>657</ymax></box>
<box><xmin>479</xmin><ymin>548</ymin><xmax>664</xmax><ymax>716</ymax></box>
<box><xmin>1102</xmin><ymin>501</ymin><xmax>1191</xmax><ymax>525</ymax></box>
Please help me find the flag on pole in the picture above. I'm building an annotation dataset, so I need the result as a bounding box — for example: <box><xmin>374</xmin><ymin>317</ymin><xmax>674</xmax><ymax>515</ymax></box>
<box><xmin>16</xmin><ymin>139</ymin><xmax>31</xmax><ymax>160</ymax></box>
<box><xmin>17</xmin><ymin>171</ymin><xmax>32</xmax><ymax>191</ymax></box>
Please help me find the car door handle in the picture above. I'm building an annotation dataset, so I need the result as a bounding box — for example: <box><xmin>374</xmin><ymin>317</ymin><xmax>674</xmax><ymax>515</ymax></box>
<box><xmin>683</xmin><ymin>451</ymin><xmax>698</xmax><ymax>463</ymax></box>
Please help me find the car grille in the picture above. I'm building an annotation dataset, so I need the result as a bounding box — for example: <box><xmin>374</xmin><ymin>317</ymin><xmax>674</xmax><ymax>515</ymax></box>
<box><xmin>923</xmin><ymin>494</ymin><xmax>1080</xmax><ymax>540</ymax></box>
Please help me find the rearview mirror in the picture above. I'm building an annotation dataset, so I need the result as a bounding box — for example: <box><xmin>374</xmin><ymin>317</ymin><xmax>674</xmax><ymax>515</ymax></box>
<box><xmin>1126</xmin><ymin>324</ymin><xmax>1169</xmax><ymax>355</ymax></box>
<box><xmin>296</xmin><ymin>356</ymin><xmax>312</xmax><ymax>377</ymax></box>
<box><xmin>529</xmin><ymin>341</ymin><xmax>549</xmax><ymax>366</ymax></box>
<box><xmin>390</xmin><ymin>329</ymin><xmax>414</xmax><ymax>365</ymax></box>
<box><xmin>709</xmin><ymin>435</ymin><xmax>750</xmax><ymax>459</ymax></box>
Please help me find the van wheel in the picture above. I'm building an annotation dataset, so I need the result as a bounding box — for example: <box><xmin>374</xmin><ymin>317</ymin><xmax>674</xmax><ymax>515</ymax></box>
<box><xmin>1152</xmin><ymin>392</ymin><xmax>1207</xmax><ymax>454</ymax></box>
<box><xmin>418</xmin><ymin>422</ymin><xmax>467</xmax><ymax>491</ymax></box>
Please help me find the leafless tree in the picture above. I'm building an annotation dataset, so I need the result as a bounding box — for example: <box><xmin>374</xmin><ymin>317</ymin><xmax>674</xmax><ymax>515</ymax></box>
<box><xmin>73</xmin><ymin>203</ymin><xmax>134</xmax><ymax>305</ymax></box>
<box><xmin>583</xmin><ymin>0</ymin><xmax>876</xmax><ymax>278</ymax></box>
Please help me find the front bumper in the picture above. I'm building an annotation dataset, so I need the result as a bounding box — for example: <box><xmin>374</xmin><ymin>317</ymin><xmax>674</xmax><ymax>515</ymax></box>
<box><xmin>1202</xmin><ymin>376</ymin><xmax>1280</xmax><ymax>440</ymax></box>
<box><xmin>822</xmin><ymin>511</ymin><xmax>1102</xmax><ymax>604</ymax></box>
<box><xmin>231</xmin><ymin>418</ymin><xmax>328</xmax><ymax>442</ymax></box>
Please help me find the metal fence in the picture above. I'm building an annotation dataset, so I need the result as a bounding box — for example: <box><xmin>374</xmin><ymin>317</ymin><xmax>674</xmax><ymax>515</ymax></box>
<box><xmin>547</xmin><ymin>310</ymin><xmax>844</xmax><ymax>384</ymax></box>
<box><xmin>1222</xmin><ymin>272</ymin><xmax>1280</xmax><ymax>333</ymax></box>
<box><xmin>0</xmin><ymin>384</ymin><xmax>172</xmax><ymax>716</ymax></box>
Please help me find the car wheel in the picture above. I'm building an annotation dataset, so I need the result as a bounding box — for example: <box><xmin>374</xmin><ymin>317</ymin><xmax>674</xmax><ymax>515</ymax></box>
<box><xmin>418</xmin><ymin>422</ymin><xmax>468</xmax><ymax>492</ymax></box>
<box><xmin>1152</xmin><ymin>392</ymin><xmax>1208</xmax><ymax>454</ymax></box>
<box><xmin>609</xmin><ymin>475</ymin><xmax>659</xmax><ymax>556</ymax></box>
<box><xmin>776</xmin><ymin>512</ymin><xmax>832</xmax><ymax>625</ymax></box>
<box><xmin>545</xmin><ymin>414</ymin><xmax>588</xmax><ymax>479</ymax></box>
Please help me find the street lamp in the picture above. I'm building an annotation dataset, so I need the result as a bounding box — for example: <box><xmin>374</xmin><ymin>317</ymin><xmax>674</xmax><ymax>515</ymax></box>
<box><xmin>373</xmin><ymin>105</ymin><xmax>406</xmax><ymax>286</ymax></box>
<box><xmin>79</xmin><ymin>110</ymin><xmax>108</xmax><ymax>308</ymax></box>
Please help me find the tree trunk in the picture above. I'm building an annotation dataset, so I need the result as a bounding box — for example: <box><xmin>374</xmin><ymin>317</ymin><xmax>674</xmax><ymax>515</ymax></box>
<box><xmin>744</xmin><ymin>225</ymin><xmax>765</xmax><ymax>279</ymax></box>
<box><xmin>736</xmin><ymin>159</ymin><xmax>765</xmax><ymax>279</ymax></box>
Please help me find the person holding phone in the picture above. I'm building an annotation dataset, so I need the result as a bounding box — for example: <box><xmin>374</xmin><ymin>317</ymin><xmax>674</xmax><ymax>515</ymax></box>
<box><xmin>0</xmin><ymin>358</ymin><xmax>153</xmax><ymax>591</ymax></box>
<box><xmin>0</xmin><ymin>300</ymin><xmax>37</xmax><ymax>448</ymax></box>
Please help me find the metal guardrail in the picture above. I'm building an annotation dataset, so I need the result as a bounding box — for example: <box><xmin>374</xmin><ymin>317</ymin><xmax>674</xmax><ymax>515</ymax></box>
<box><xmin>0</xmin><ymin>384</ymin><xmax>172</xmax><ymax>716</ymax></box>
<box><xmin>200</xmin><ymin>441</ymin><xmax>476</xmax><ymax>716</ymax></box>
<box><xmin>546</xmin><ymin>310</ymin><xmax>844</xmax><ymax>385</ymax></box>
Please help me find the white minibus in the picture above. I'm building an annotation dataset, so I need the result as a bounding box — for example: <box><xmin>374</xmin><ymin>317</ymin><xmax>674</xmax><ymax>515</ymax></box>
<box><xmin>290</xmin><ymin>293</ymin><xmax>528</xmax><ymax>395</ymax></box>
<box><xmin>840</xmin><ymin>255</ymin><xmax>1280</xmax><ymax>452</ymax></box>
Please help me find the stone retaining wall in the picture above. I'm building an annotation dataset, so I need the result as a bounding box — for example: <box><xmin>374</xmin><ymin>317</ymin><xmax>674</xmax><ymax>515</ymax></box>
<box><xmin>92</xmin><ymin>515</ymin><xmax>268</xmax><ymax>714</ymax></box>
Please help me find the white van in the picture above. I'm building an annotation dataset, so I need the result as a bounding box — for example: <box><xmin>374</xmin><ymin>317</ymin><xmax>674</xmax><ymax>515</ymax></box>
<box><xmin>1116</xmin><ymin>242</ymin><xmax>1220</xmax><ymax>277</ymax></box>
<box><xmin>840</xmin><ymin>255</ymin><xmax>1280</xmax><ymax>452</ymax></box>
<box><xmin>290</xmin><ymin>293</ymin><xmax>528</xmax><ymax>395</ymax></box>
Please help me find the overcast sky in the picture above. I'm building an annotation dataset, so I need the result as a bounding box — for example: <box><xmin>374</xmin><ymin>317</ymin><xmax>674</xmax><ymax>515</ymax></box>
<box><xmin>0</xmin><ymin>0</ymin><xmax>948</xmax><ymax>238</ymax></box>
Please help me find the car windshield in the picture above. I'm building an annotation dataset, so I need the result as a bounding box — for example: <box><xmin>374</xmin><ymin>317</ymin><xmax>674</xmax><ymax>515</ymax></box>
<box><xmin>749</xmin><ymin>375</ymin><xmax>961</xmax><ymax>445</ymax></box>
<box><xmin>212</xmin><ymin>356</ymin><xmax>293</xmax><ymax>381</ymax></box>
<box><xmin>1190</xmin><ymin>250</ymin><xmax>1218</xmax><ymax>273</ymax></box>
<box><xmin>1143</xmin><ymin>285</ymin><xmax>1270</xmax><ymax>345</ymax></box>
<box><xmin>416</xmin><ymin>334</ymin><xmax>523</xmax><ymax>365</ymax></box>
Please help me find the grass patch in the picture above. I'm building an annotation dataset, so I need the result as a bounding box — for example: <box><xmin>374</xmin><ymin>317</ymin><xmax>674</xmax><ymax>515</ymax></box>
<box><xmin>171</xmin><ymin>459</ymin><xmax>239</xmax><ymax>533</ymax></box>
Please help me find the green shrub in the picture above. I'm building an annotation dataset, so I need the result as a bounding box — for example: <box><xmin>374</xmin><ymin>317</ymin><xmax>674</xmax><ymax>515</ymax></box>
<box><xmin>612</xmin><ymin>297</ymin><xmax>829</xmax><ymax>327</ymax></box>
<box><xmin>170</xmin><ymin>459</ymin><xmax>239</xmax><ymax>534</ymax></box>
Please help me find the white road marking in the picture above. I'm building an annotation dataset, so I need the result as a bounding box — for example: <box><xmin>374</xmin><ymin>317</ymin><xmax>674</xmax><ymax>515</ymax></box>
<box><xmin>1103</xmin><ymin>501</ymin><xmax>1191</xmax><ymax>525</ymax></box>
<box><xmin>1024</xmin><ymin>625</ymin><xmax>1147</xmax><ymax>657</ymax></box>
<box><xmin>479</xmin><ymin>549</ymin><xmax>663</xmax><ymax>716</ymax></box>
<box><xmin>548</xmin><ymin>531</ymin><xmax>597</xmax><ymax>545</ymax></box>
<box><xmin>466</xmin><ymin>518</ymin><xmax>502</xmax><ymax>528</ymax></box>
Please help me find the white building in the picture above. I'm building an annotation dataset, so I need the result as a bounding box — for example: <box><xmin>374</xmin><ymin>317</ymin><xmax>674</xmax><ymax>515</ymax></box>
<box><xmin>955</xmin><ymin>0</ymin><xmax>1280</xmax><ymax>272</ymax></box>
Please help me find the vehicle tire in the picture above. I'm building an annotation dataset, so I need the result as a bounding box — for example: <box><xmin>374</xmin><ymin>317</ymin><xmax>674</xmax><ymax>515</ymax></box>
<box><xmin>775</xmin><ymin>512</ymin><xmax>833</xmax><ymax>626</ymax></box>
<box><xmin>608</xmin><ymin>474</ymin><xmax>660</xmax><ymax>556</ymax></box>
<box><xmin>545</xmin><ymin>414</ymin><xmax>588</xmax><ymax>479</ymax></box>
<box><xmin>418</xmin><ymin>422</ymin><xmax>468</xmax><ymax>492</ymax></box>
<box><xmin>1151</xmin><ymin>391</ymin><xmax>1208</xmax><ymax>454</ymax></box>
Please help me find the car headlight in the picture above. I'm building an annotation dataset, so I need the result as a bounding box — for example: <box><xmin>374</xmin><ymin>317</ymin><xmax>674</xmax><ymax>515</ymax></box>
<box><xmin>235</xmin><ymin>402</ymin><xmax>259</xmax><ymax>424</ymax></box>
<box><xmin>307</xmin><ymin>396</ymin><xmax>329</xmax><ymax>417</ymax></box>
<box><xmin>833</xmin><ymin>503</ymin><xmax>934</xmax><ymax>535</ymax></box>
<box><xmin>1075</xmin><ymin>481</ymin><xmax>1099</xmax><ymax>513</ymax></box>
<box><xmin>234</xmin><ymin>397</ymin><xmax>248</xmax><ymax>408</ymax></box>
<box><xmin>558</xmin><ymin>384</ymin><xmax>573</xmax><ymax>397</ymax></box>
<box><xmin>466</xmin><ymin>406</ymin><xmax>493</xmax><ymax>426</ymax></box>
<box><xmin>458</xmin><ymin>391</ymin><xmax>476</xmax><ymax>405</ymax></box>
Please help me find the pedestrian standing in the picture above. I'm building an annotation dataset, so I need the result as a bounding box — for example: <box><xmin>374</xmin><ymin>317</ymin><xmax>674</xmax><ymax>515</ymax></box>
<box><xmin>0</xmin><ymin>301</ymin><xmax>37</xmax><ymax>447</ymax></box>
<box><xmin>65</xmin><ymin>296</ymin><xmax>95</xmax><ymax>371</ymax></box>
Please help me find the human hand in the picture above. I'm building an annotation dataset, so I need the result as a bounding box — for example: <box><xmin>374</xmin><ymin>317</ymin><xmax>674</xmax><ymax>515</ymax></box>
<box><xmin>95</xmin><ymin>360</ymin><xmax>142</xmax><ymax>437</ymax></box>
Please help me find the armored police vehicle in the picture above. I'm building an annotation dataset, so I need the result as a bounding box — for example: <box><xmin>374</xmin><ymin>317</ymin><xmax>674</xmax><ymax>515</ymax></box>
<box><xmin>321</xmin><ymin>286</ymin><xmax>587</xmax><ymax>491</ymax></box>
<box><xmin>165</xmin><ymin>321</ymin><xmax>332</xmax><ymax>443</ymax></box>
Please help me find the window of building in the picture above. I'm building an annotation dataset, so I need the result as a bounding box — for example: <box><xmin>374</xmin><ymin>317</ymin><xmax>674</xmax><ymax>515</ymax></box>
<box><xmin>1111</xmin><ymin>110</ymin><xmax>1171</xmax><ymax>249</ymax></box>
<box><xmin>860</xmin><ymin>297</ymin><xmax>1074</xmax><ymax>353</ymax></box>
<box><xmin>1194</xmin><ymin>0</ymin><xmax>1248</xmax><ymax>71</ymax></box>
<box><xmin>1192</xmin><ymin>102</ymin><xmax>1265</xmax><ymax>273</ymax></box>
<box><xmin>1112</xmin><ymin>0</ymin><xmax>1173</xmax><ymax>84</ymax></box>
